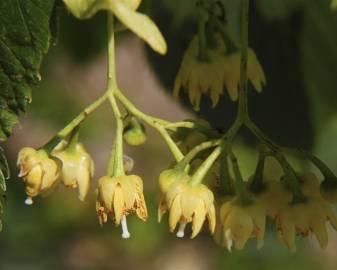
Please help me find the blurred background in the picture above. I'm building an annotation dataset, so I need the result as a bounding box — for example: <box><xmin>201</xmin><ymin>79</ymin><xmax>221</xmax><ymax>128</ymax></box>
<box><xmin>2</xmin><ymin>0</ymin><xmax>337</xmax><ymax>269</ymax></box>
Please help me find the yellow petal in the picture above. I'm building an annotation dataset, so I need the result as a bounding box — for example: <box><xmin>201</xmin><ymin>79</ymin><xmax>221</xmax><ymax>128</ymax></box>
<box><xmin>135</xmin><ymin>191</ymin><xmax>148</xmax><ymax>221</ymax></box>
<box><xmin>113</xmin><ymin>186</ymin><xmax>125</xmax><ymax>225</ymax></box>
<box><xmin>191</xmin><ymin>201</ymin><xmax>206</xmax><ymax>239</ymax></box>
<box><xmin>169</xmin><ymin>195</ymin><xmax>182</xmax><ymax>232</ymax></box>
<box><xmin>207</xmin><ymin>204</ymin><xmax>216</xmax><ymax>234</ymax></box>
<box><xmin>312</xmin><ymin>223</ymin><xmax>328</xmax><ymax>249</ymax></box>
<box><xmin>77</xmin><ymin>166</ymin><xmax>90</xmax><ymax>201</ymax></box>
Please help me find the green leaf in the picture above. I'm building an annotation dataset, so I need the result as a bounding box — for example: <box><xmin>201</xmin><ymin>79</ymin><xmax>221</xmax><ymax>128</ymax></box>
<box><xmin>0</xmin><ymin>0</ymin><xmax>56</xmax><ymax>141</ymax></box>
<box><xmin>0</xmin><ymin>147</ymin><xmax>9</xmax><ymax>192</ymax></box>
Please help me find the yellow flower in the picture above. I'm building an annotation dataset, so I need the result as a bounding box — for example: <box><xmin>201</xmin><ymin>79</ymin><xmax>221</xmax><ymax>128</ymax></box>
<box><xmin>218</xmin><ymin>197</ymin><xmax>266</xmax><ymax>251</ymax></box>
<box><xmin>276</xmin><ymin>197</ymin><xmax>337</xmax><ymax>252</ymax></box>
<box><xmin>255</xmin><ymin>180</ymin><xmax>292</xmax><ymax>220</ymax></box>
<box><xmin>17</xmin><ymin>147</ymin><xmax>61</xmax><ymax>205</ymax></box>
<box><xmin>52</xmin><ymin>142</ymin><xmax>95</xmax><ymax>201</ymax></box>
<box><xmin>222</xmin><ymin>48</ymin><xmax>266</xmax><ymax>101</ymax></box>
<box><xmin>159</xmin><ymin>179</ymin><xmax>216</xmax><ymax>239</ymax></box>
<box><xmin>96</xmin><ymin>175</ymin><xmax>147</xmax><ymax>238</ymax></box>
<box><xmin>173</xmin><ymin>35</ymin><xmax>226</xmax><ymax>110</ymax></box>
<box><xmin>157</xmin><ymin>169</ymin><xmax>189</xmax><ymax>222</ymax></box>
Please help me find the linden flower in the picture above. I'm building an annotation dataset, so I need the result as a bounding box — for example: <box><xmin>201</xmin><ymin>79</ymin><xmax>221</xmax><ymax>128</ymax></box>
<box><xmin>276</xmin><ymin>198</ymin><xmax>337</xmax><ymax>252</ymax></box>
<box><xmin>255</xmin><ymin>180</ymin><xmax>292</xmax><ymax>219</ymax></box>
<box><xmin>219</xmin><ymin>197</ymin><xmax>266</xmax><ymax>251</ymax></box>
<box><xmin>17</xmin><ymin>147</ymin><xmax>60</xmax><ymax>205</ymax></box>
<box><xmin>159</xmin><ymin>179</ymin><xmax>216</xmax><ymax>239</ymax></box>
<box><xmin>173</xmin><ymin>36</ymin><xmax>226</xmax><ymax>110</ymax></box>
<box><xmin>52</xmin><ymin>142</ymin><xmax>95</xmax><ymax>201</ymax></box>
<box><xmin>96</xmin><ymin>175</ymin><xmax>148</xmax><ymax>238</ymax></box>
<box><xmin>222</xmin><ymin>48</ymin><xmax>266</xmax><ymax>101</ymax></box>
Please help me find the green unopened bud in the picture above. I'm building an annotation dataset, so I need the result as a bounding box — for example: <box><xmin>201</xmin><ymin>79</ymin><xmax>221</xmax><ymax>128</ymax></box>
<box><xmin>123</xmin><ymin>117</ymin><xmax>147</xmax><ymax>146</ymax></box>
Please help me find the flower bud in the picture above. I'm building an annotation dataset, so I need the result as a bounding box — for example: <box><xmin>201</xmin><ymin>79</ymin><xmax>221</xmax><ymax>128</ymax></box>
<box><xmin>17</xmin><ymin>147</ymin><xmax>61</xmax><ymax>204</ymax></box>
<box><xmin>123</xmin><ymin>117</ymin><xmax>147</xmax><ymax>146</ymax></box>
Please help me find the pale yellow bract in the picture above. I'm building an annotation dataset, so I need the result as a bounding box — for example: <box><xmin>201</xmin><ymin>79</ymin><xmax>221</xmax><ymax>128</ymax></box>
<box><xmin>62</xmin><ymin>0</ymin><xmax>167</xmax><ymax>54</ymax></box>
<box><xmin>53</xmin><ymin>142</ymin><xmax>95</xmax><ymax>201</ymax></box>
<box><xmin>17</xmin><ymin>147</ymin><xmax>60</xmax><ymax>204</ymax></box>
<box><xmin>96</xmin><ymin>175</ymin><xmax>148</xmax><ymax>226</ymax></box>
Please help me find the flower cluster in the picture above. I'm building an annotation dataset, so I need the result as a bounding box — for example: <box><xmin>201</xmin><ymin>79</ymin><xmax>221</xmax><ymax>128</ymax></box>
<box><xmin>174</xmin><ymin>33</ymin><xmax>265</xmax><ymax>110</ymax></box>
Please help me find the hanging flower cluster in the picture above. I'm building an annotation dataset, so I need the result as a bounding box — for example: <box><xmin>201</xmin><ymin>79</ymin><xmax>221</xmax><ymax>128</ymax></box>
<box><xmin>14</xmin><ymin>0</ymin><xmax>337</xmax><ymax>253</ymax></box>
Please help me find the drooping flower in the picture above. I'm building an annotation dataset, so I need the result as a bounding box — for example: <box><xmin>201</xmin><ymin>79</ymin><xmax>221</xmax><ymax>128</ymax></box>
<box><xmin>218</xmin><ymin>196</ymin><xmax>266</xmax><ymax>251</ymax></box>
<box><xmin>96</xmin><ymin>175</ymin><xmax>147</xmax><ymax>238</ymax></box>
<box><xmin>276</xmin><ymin>197</ymin><xmax>337</xmax><ymax>252</ymax></box>
<box><xmin>159</xmin><ymin>178</ymin><xmax>216</xmax><ymax>239</ymax></box>
<box><xmin>255</xmin><ymin>180</ymin><xmax>292</xmax><ymax>219</ymax></box>
<box><xmin>52</xmin><ymin>142</ymin><xmax>95</xmax><ymax>201</ymax></box>
<box><xmin>17</xmin><ymin>147</ymin><xmax>61</xmax><ymax>205</ymax></box>
<box><xmin>173</xmin><ymin>35</ymin><xmax>226</xmax><ymax>110</ymax></box>
<box><xmin>222</xmin><ymin>48</ymin><xmax>266</xmax><ymax>101</ymax></box>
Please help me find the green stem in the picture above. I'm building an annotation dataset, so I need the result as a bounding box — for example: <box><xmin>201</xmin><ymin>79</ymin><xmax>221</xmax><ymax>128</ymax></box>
<box><xmin>249</xmin><ymin>149</ymin><xmax>267</xmax><ymax>193</ymax></box>
<box><xmin>198</xmin><ymin>4</ymin><xmax>209</xmax><ymax>62</ymax></box>
<box><xmin>42</xmin><ymin>93</ymin><xmax>108</xmax><ymax>152</ymax></box>
<box><xmin>213</xmin><ymin>18</ymin><xmax>239</xmax><ymax>54</ymax></box>
<box><xmin>229</xmin><ymin>149</ymin><xmax>252</xmax><ymax>204</ymax></box>
<box><xmin>219</xmin><ymin>150</ymin><xmax>233</xmax><ymax>195</ymax></box>
<box><xmin>106</xmin><ymin>13</ymin><xmax>124</xmax><ymax>177</ymax></box>
<box><xmin>114</xmin><ymin>89</ymin><xmax>184</xmax><ymax>161</ymax></box>
<box><xmin>246</xmin><ymin>120</ymin><xmax>306</xmax><ymax>203</ymax></box>
<box><xmin>189</xmin><ymin>145</ymin><xmax>222</xmax><ymax>186</ymax></box>
<box><xmin>176</xmin><ymin>139</ymin><xmax>221</xmax><ymax>170</ymax></box>
<box><xmin>238</xmin><ymin>0</ymin><xmax>249</xmax><ymax>121</ymax></box>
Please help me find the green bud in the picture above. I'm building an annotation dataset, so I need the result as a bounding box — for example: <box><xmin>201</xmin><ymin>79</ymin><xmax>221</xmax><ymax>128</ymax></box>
<box><xmin>123</xmin><ymin>117</ymin><xmax>147</xmax><ymax>146</ymax></box>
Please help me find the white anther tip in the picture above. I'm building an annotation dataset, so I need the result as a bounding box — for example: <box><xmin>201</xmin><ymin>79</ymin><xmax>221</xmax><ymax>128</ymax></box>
<box><xmin>25</xmin><ymin>197</ymin><xmax>33</xmax><ymax>205</ymax></box>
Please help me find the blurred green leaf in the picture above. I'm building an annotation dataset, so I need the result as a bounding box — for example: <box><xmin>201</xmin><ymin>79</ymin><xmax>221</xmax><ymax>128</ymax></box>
<box><xmin>0</xmin><ymin>147</ymin><xmax>9</xmax><ymax>192</ymax></box>
<box><xmin>0</xmin><ymin>0</ymin><xmax>56</xmax><ymax>140</ymax></box>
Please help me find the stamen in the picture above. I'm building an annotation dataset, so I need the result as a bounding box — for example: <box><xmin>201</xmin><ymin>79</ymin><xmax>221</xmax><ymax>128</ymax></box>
<box><xmin>25</xmin><ymin>197</ymin><xmax>33</xmax><ymax>205</ymax></box>
<box><xmin>18</xmin><ymin>169</ymin><xmax>25</xmax><ymax>177</ymax></box>
<box><xmin>121</xmin><ymin>215</ymin><xmax>131</xmax><ymax>239</ymax></box>
<box><xmin>225</xmin><ymin>229</ymin><xmax>233</xmax><ymax>252</ymax></box>
<box><xmin>176</xmin><ymin>221</ymin><xmax>187</xmax><ymax>238</ymax></box>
